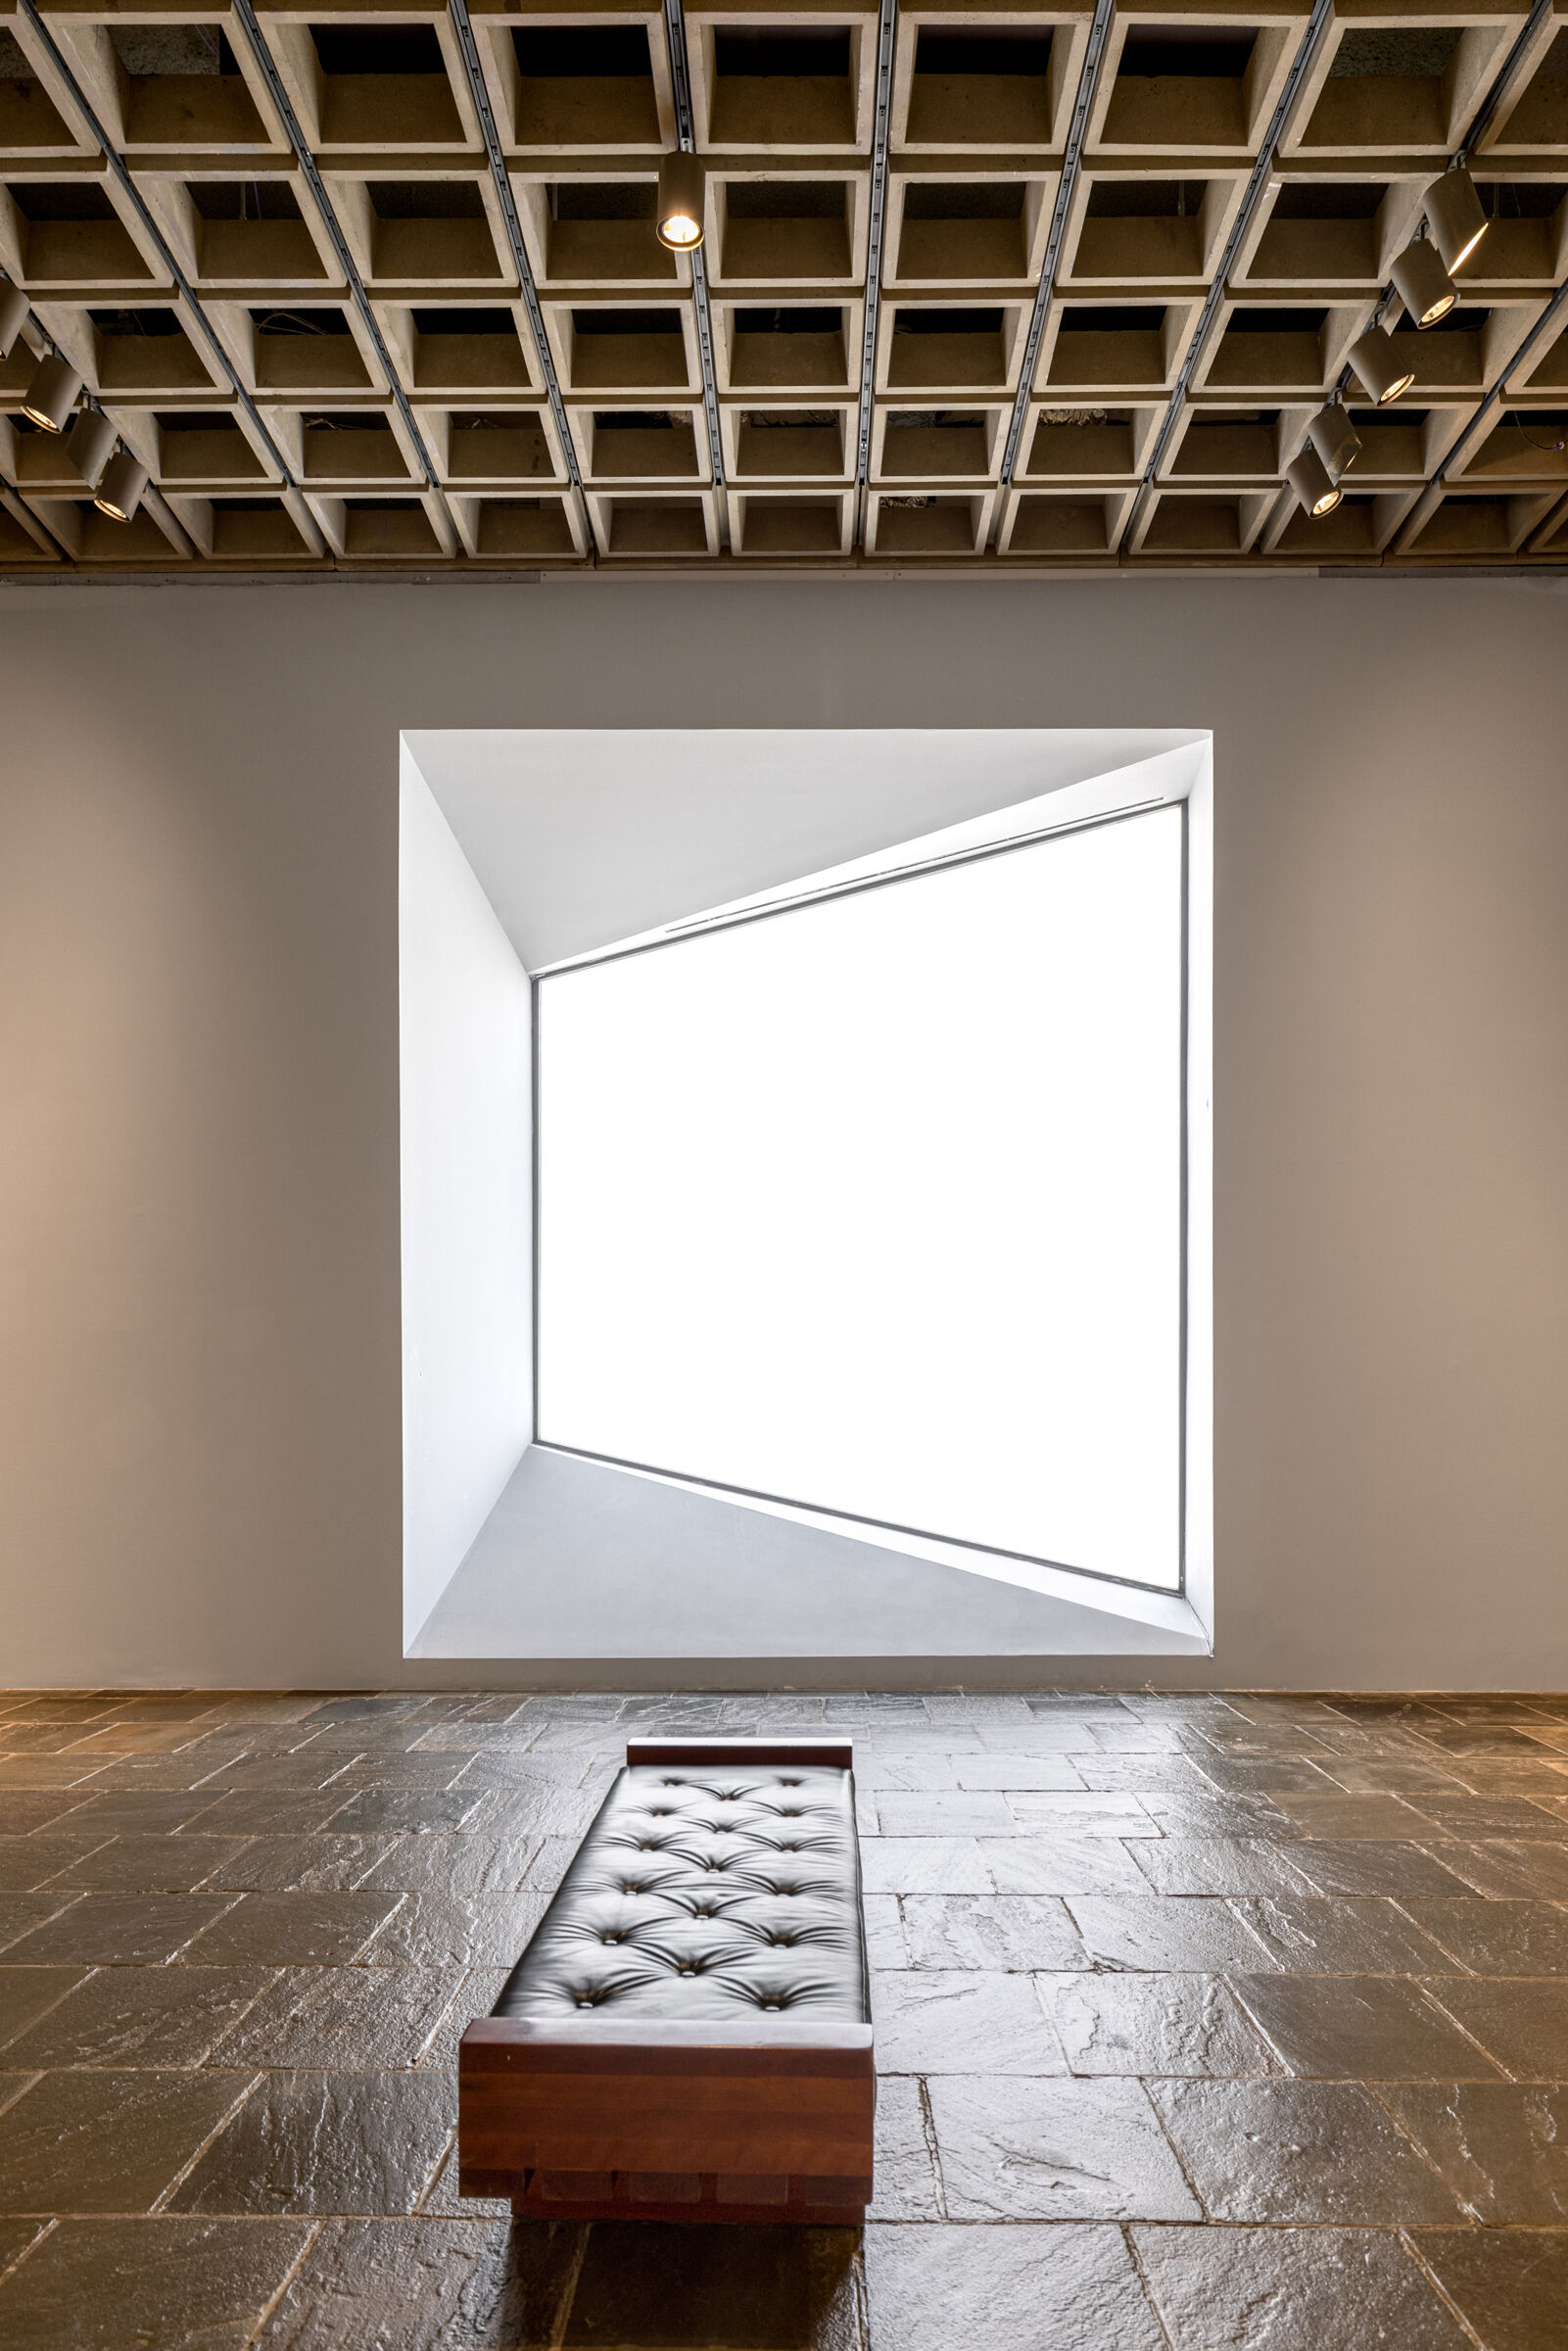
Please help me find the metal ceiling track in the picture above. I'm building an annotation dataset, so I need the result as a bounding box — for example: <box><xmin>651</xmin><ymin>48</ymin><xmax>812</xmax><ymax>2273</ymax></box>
<box><xmin>1117</xmin><ymin>0</ymin><xmax>1336</xmax><ymax>552</ymax></box>
<box><xmin>0</xmin><ymin>484</ymin><xmax>56</xmax><ymax>556</ymax></box>
<box><xmin>447</xmin><ymin>0</ymin><xmax>597</xmax><ymax>556</ymax></box>
<box><xmin>663</xmin><ymin>0</ymin><xmax>729</xmax><ymax>546</ymax></box>
<box><xmin>1124</xmin><ymin>0</ymin><xmax>1560</xmax><ymax>554</ymax></box>
<box><xmin>0</xmin><ymin>280</ymin><xmax>159</xmax><ymax>559</ymax></box>
<box><xmin>229</xmin><ymin>0</ymin><xmax>443</xmax><ymax>500</ymax></box>
<box><xmin>1463</xmin><ymin>0</ymin><xmax>1554</xmax><ymax>155</ymax></box>
<box><xmin>854</xmin><ymin>0</ymin><xmax>898</xmax><ymax>543</ymax></box>
<box><xmin>1320</xmin><ymin>0</ymin><xmax>1558</xmax><ymax>431</ymax></box>
<box><xmin>1389</xmin><ymin>0</ymin><xmax>1560</xmax><ymax>524</ymax></box>
<box><xmin>1281</xmin><ymin>0</ymin><xmax>1564</xmax><ymax>549</ymax></box>
<box><xmin>13</xmin><ymin>0</ymin><xmax>300</xmax><ymax>497</ymax></box>
<box><xmin>1424</xmin><ymin>275</ymin><xmax>1568</xmax><ymax>509</ymax></box>
<box><xmin>0</xmin><ymin>279</ymin><xmax>69</xmax><ymax>553</ymax></box>
<box><xmin>994</xmin><ymin>0</ymin><xmax>1117</xmax><ymax>513</ymax></box>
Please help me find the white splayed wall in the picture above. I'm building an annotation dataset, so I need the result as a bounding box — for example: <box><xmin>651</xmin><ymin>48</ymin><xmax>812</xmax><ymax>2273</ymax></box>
<box><xmin>399</xmin><ymin>746</ymin><xmax>533</xmax><ymax>1649</ymax></box>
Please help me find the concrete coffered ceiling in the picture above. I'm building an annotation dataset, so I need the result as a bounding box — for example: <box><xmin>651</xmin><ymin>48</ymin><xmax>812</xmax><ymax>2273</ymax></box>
<box><xmin>2</xmin><ymin>0</ymin><xmax>1567</xmax><ymax>573</ymax></box>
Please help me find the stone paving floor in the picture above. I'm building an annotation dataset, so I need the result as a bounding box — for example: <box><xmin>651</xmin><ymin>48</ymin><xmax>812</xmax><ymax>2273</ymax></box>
<box><xmin>1</xmin><ymin>1688</ymin><xmax>1567</xmax><ymax>2348</ymax></box>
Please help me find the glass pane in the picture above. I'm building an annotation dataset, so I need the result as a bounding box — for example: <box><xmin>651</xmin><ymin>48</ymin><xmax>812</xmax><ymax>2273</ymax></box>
<box><xmin>537</xmin><ymin>800</ymin><xmax>1184</xmax><ymax>1591</ymax></box>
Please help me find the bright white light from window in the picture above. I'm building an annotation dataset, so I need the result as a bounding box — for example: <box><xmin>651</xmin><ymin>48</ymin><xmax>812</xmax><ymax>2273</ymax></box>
<box><xmin>537</xmin><ymin>803</ymin><xmax>1185</xmax><ymax>1592</ymax></box>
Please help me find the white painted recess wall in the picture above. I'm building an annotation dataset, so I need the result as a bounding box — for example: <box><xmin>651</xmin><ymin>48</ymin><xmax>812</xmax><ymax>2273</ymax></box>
<box><xmin>399</xmin><ymin>747</ymin><xmax>533</xmax><ymax>1649</ymax></box>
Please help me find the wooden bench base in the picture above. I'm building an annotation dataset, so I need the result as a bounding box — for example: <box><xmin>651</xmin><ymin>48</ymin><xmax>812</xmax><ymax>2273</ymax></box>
<box><xmin>467</xmin><ymin>2168</ymin><xmax>871</xmax><ymax>2227</ymax></box>
<box><xmin>459</xmin><ymin>2016</ymin><xmax>876</xmax><ymax>2227</ymax></box>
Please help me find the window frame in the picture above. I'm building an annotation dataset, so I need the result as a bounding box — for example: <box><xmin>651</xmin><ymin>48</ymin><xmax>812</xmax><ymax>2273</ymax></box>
<box><xmin>528</xmin><ymin>756</ymin><xmax>1207</xmax><ymax>1611</ymax></box>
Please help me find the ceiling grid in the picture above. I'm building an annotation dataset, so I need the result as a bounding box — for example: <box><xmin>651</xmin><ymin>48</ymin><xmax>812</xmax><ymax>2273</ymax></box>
<box><xmin>0</xmin><ymin>0</ymin><xmax>1564</xmax><ymax>571</ymax></box>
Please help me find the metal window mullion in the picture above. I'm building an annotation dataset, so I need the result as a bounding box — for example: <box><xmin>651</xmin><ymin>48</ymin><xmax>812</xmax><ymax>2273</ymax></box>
<box><xmin>229</xmin><ymin>0</ymin><xmax>446</xmax><ymax>508</ymax></box>
<box><xmin>663</xmin><ymin>0</ymin><xmax>728</xmax><ymax>545</ymax></box>
<box><xmin>995</xmin><ymin>0</ymin><xmax>1117</xmax><ymax>511</ymax></box>
<box><xmin>854</xmin><ymin>0</ymin><xmax>897</xmax><ymax>539</ymax></box>
<box><xmin>1116</xmin><ymin>0</ymin><xmax>1335</xmax><ymax>554</ymax></box>
<box><xmin>14</xmin><ymin>0</ymin><xmax>301</xmax><ymax>494</ymax></box>
<box><xmin>447</xmin><ymin>0</ymin><xmax>596</xmax><ymax>556</ymax></box>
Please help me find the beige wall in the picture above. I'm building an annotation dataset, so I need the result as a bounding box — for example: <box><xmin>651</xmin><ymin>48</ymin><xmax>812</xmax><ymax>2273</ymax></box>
<box><xmin>1</xmin><ymin>572</ymin><xmax>1564</xmax><ymax>1691</ymax></box>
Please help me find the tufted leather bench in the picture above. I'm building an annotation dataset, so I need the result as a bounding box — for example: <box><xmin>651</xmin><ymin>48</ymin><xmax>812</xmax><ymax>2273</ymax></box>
<box><xmin>458</xmin><ymin>1739</ymin><xmax>874</xmax><ymax>2225</ymax></box>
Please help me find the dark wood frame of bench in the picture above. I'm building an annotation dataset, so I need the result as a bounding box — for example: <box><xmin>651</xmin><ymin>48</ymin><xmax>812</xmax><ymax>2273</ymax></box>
<box><xmin>458</xmin><ymin>1740</ymin><xmax>875</xmax><ymax>2225</ymax></box>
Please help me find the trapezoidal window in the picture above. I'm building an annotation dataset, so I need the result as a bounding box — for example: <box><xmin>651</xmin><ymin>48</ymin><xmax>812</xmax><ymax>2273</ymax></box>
<box><xmin>535</xmin><ymin>798</ymin><xmax>1186</xmax><ymax>1594</ymax></box>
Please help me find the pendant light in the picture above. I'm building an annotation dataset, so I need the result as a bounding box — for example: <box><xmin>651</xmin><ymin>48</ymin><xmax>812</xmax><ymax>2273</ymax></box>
<box><xmin>1347</xmin><ymin>324</ymin><xmax>1414</xmax><ymax>406</ymax></box>
<box><xmin>1390</xmin><ymin>237</ymin><xmax>1458</xmax><ymax>328</ymax></box>
<box><xmin>22</xmin><ymin>353</ymin><xmax>82</xmax><ymax>432</ymax></box>
<box><xmin>93</xmin><ymin>448</ymin><xmax>148</xmax><ymax>522</ymax></box>
<box><xmin>1286</xmin><ymin>444</ymin><xmax>1342</xmax><ymax>518</ymax></box>
<box><xmin>1307</xmin><ymin>401</ymin><xmax>1362</xmax><ymax>478</ymax></box>
<box><xmin>1426</xmin><ymin>166</ymin><xmax>1488</xmax><ymax>274</ymax></box>
<box><xmin>0</xmin><ymin>280</ymin><xmax>28</xmax><ymax>360</ymax></box>
<box><xmin>656</xmin><ymin>151</ymin><xmax>705</xmax><ymax>252</ymax></box>
<box><xmin>66</xmin><ymin>407</ymin><xmax>117</xmax><ymax>487</ymax></box>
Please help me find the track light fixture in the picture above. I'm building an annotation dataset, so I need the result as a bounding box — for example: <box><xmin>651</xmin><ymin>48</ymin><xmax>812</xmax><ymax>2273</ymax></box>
<box><xmin>1347</xmin><ymin>323</ymin><xmax>1415</xmax><ymax>407</ymax></box>
<box><xmin>1307</xmin><ymin>399</ymin><xmax>1362</xmax><ymax>479</ymax></box>
<box><xmin>0</xmin><ymin>279</ymin><xmax>28</xmax><ymax>360</ymax></box>
<box><xmin>22</xmin><ymin>352</ymin><xmax>83</xmax><ymax>432</ymax></box>
<box><xmin>1390</xmin><ymin>236</ymin><xmax>1458</xmax><ymax>328</ymax></box>
<box><xmin>93</xmin><ymin>448</ymin><xmax>148</xmax><ymax>522</ymax></box>
<box><xmin>66</xmin><ymin>406</ymin><xmax>117</xmax><ymax>487</ymax></box>
<box><xmin>1286</xmin><ymin>444</ymin><xmax>1342</xmax><ymax>519</ymax></box>
<box><xmin>656</xmin><ymin>150</ymin><xmax>705</xmax><ymax>251</ymax></box>
<box><xmin>1426</xmin><ymin>165</ymin><xmax>1489</xmax><ymax>274</ymax></box>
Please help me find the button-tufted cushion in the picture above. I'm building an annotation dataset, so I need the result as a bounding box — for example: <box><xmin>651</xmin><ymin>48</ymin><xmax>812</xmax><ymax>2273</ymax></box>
<box><xmin>493</xmin><ymin>1761</ymin><xmax>868</xmax><ymax>2026</ymax></box>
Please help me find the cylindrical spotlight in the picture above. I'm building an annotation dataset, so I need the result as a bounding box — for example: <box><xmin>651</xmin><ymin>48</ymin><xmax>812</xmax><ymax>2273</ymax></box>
<box><xmin>1426</xmin><ymin>166</ymin><xmax>1488</xmax><ymax>274</ymax></box>
<box><xmin>93</xmin><ymin>448</ymin><xmax>148</xmax><ymax>522</ymax></box>
<box><xmin>1286</xmin><ymin>444</ymin><xmax>1342</xmax><ymax>518</ymax></box>
<box><xmin>1307</xmin><ymin>402</ymin><xmax>1362</xmax><ymax>478</ymax></box>
<box><xmin>22</xmin><ymin>353</ymin><xmax>83</xmax><ymax>432</ymax></box>
<box><xmin>656</xmin><ymin>150</ymin><xmax>705</xmax><ymax>251</ymax></box>
<box><xmin>0</xmin><ymin>279</ymin><xmax>28</xmax><ymax>360</ymax></box>
<box><xmin>1391</xmin><ymin>237</ymin><xmax>1457</xmax><ymax>327</ymax></box>
<box><xmin>65</xmin><ymin>406</ymin><xmax>117</xmax><ymax>487</ymax></box>
<box><xmin>1348</xmin><ymin>324</ymin><xmax>1414</xmax><ymax>406</ymax></box>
